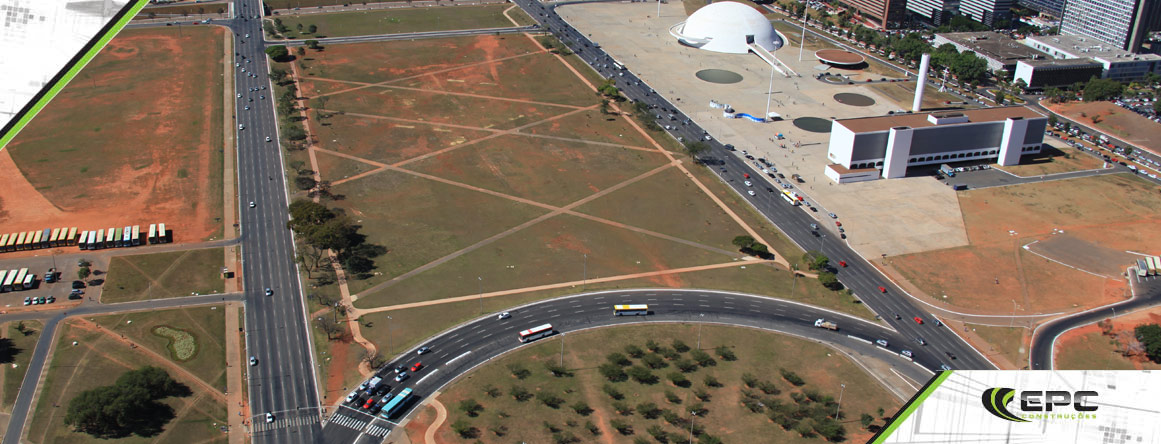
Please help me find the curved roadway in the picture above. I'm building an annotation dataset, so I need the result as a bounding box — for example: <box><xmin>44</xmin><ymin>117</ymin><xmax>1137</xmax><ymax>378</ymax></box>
<box><xmin>320</xmin><ymin>289</ymin><xmax>934</xmax><ymax>443</ymax></box>
<box><xmin>1029</xmin><ymin>281</ymin><xmax>1161</xmax><ymax>369</ymax></box>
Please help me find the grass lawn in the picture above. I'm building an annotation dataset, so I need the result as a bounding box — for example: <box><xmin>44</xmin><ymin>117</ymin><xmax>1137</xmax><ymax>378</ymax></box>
<box><xmin>101</xmin><ymin>248</ymin><xmax>226</xmax><ymax>303</ymax></box>
<box><xmin>273</xmin><ymin>5</ymin><xmax>517</xmax><ymax>39</ymax></box>
<box><xmin>328</xmin><ymin>168</ymin><xmax>550</xmax><ymax>295</ymax></box>
<box><xmin>1056</xmin><ymin>330</ymin><xmax>1161</xmax><ymax>370</ymax></box>
<box><xmin>504</xmin><ymin>5</ymin><xmax>538</xmax><ymax>27</ymax></box>
<box><xmin>6</xmin><ymin>26</ymin><xmax>225</xmax><ymax>243</ymax></box>
<box><xmin>428</xmin><ymin>324</ymin><xmax>899</xmax><ymax>443</ymax></box>
<box><xmin>404</xmin><ymin>133</ymin><xmax>669</xmax><ymax>207</ymax></box>
<box><xmin>997</xmin><ymin>145</ymin><xmax>1108</xmax><ymax>177</ymax></box>
<box><xmin>388</xmin><ymin>51</ymin><xmax>597</xmax><ymax>107</ymax></box>
<box><xmin>298</xmin><ymin>34</ymin><xmax>542</xmax><ymax>85</ymax></box>
<box><xmin>1</xmin><ymin>320</ymin><xmax>44</xmax><ymax>411</ymax></box>
<box><xmin>313</xmin><ymin>149</ymin><xmax>378</xmax><ymax>183</ymax></box>
<box><xmin>866</xmin><ymin>81</ymin><xmax>973</xmax><ymax>111</ymax></box>
<box><xmin>266</xmin><ymin>0</ymin><xmax>349</xmax><ymax>9</ymax></box>
<box><xmin>135</xmin><ymin>2</ymin><xmax>229</xmax><ymax>19</ymax></box>
<box><xmin>322</xmin><ymin>85</ymin><xmax>573</xmax><ymax>131</ymax></box>
<box><xmin>355</xmin><ymin>213</ymin><xmax>736</xmax><ymax>308</ymax></box>
<box><xmin>26</xmin><ymin>322</ymin><xmax>227</xmax><ymax>444</ymax></box>
<box><xmin>967</xmin><ymin>324</ymin><xmax>1028</xmax><ymax>369</ymax></box>
<box><xmin>310</xmin><ymin>112</ymin><xmax>495</xmax><ymax>166</ymax></box>
<box><xmin>519</xmin><ymin>108</ymin><xmax>658</xmax><ymax>148</ymax></box>
<box><xmin>89</xmin><ymin>305</ymin><xmax>228</xmax><ymax>389</ymax></box>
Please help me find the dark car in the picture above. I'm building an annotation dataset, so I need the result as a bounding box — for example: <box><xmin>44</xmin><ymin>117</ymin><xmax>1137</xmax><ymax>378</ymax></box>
<box><xmin>72</xmin><ymin>280</ymin><xmax>85</xmax><ymax>289</ymax></box>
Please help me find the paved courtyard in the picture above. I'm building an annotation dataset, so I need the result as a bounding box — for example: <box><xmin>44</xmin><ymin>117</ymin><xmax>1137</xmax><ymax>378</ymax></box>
<box><xmin>559</xmin><ymin>1</ymin><xmax>968</xmax><ymax>257</ymax></box>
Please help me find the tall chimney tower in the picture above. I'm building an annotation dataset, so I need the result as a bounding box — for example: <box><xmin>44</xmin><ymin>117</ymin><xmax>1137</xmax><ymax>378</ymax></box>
<box><xmin>912</xmin><ymin>53</ymin><xmax>931</xmax><ymax>113</ymax></box>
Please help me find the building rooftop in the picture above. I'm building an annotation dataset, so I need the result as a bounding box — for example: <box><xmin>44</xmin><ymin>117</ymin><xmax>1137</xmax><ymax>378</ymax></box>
<box><xmin>1017</xmin><ymin>57</ymin><xmax>1102</xmax><ymax>67</ymax></box>
<box><xmin>836</xmin><ymin>106</ymin><xmax>1046</xmax><ymax>133</ymax></box>
<box><xmin>935</xmin><ymin>31</ymin><xmax>1050</xmax><ymax>63</ymax></box>
<box><xmin>1026</xmin><ymin>34</ymin><xmax>1161</xmax><ymax>61</ymax></box>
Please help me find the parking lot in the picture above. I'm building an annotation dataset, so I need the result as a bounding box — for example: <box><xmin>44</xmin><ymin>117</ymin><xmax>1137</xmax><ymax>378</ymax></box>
<box><xmin>0</xmin><ymin>254</ymin><xmax>99</xmax><ymax>310</ymax></box>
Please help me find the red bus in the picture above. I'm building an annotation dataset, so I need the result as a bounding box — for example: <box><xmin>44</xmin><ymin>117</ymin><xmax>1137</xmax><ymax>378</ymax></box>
<box><xmin>518</xmin><ymin>324</ymin><xmax>554</xmax><ymax>343</ymax></box>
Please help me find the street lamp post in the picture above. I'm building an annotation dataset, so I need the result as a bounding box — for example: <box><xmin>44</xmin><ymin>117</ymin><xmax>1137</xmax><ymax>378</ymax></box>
<box><xmin>835</xmin><ymin>383</ymin><xmax>846</xmax><ymax>418</ymax></box>
<box><xmin>688</xmin><ymin>410</ymin><xmax>697</xmax><ymax>444</ymax></box>
<box><xmin>765</xmin><ymin>59</ymin><xmax>775</xmax><ymax>120</ymax></box>
<box><xmin>696</xmin><ymin>319</ymin><xmax>703</xmax><ymax>349</ymax></box>
<box><xmin>560</xmin><ymin>333</ymin><xmax>566</xmax><ymax>366</ymax></box>
<box><xmin>798</xmin><ymin>13</ymin><xmax>808</xmax><ymax>61</ymax></box>
<box><xmin>583</xmin><ymin>254</ymin><xmax>587</xmax><ymax>289</ymax></box>
<box><xmin>477</xmin><ymin>276</ymin><xmax>483</xmax><ymax>313</ymax></box>
<box><xmin>386</xmin><ymin>315</ymin><xmax>392</xmax><ymax>356</ymax></box>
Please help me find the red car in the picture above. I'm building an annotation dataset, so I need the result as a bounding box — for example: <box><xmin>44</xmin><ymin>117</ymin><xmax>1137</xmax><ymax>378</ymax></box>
<box><xmin>743</xmin><ymin>173</ymin><xmax>750</xmax><ymax>179</ymax></box>
<box><xmin>411</xmin><ymin>362</ymin><xmax>423</xmax><ymax>372</ymax></box>
<box><xmin>839</xmin><ymin>261</ymin><xmax>847</xmax><ymax>268</ymax></box>
<box><xmin>913</xmin><ymin>317</ymin><xmax>924</xmax><ymax>324</ymax></box>
<box><xmin>878</xmin><ymin>286</ymin><xmax>887</xmax><ymax>293</ymax></box>
<box><xmin>835</xmin><ymin>221</ymin><xmax>842</xmax><ymax>227</ymax></box>
<box><xmin>363</xmin><ymin>396</ymin><xmax>377</xmax><ymax>409</ymax></box>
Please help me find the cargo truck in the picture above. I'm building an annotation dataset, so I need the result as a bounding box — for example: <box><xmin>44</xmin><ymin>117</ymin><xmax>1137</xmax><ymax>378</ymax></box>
<box><xmin>813</xmin><ymin>319</ymin><xmax>838</xmax><ymax>330</ymax></box>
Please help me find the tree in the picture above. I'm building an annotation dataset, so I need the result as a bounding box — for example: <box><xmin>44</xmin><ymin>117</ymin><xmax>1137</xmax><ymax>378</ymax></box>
<box><xmin>683</xmin><ymin>141</ymin><xmax>710</xmax><ymax>160</ymax></box>
<box><xmin>802</xmin><ymin>250</ymin><xmax>829</xmax><ymax>271</ymax></box>
<box><xmin>308</xmin><ymin>24</ymin><xmax>318</xmax><ymax>34</ymax></box>
<box><xmin>317</xmin><ymin>317</ymin><xmax>342</xmax><ymax>340</ymax></box>
<box><xmin>1135</xmin><ymin>323</ymin><xmax>1161</xmax><ymax>362</ymax></box>
<box><xmin>64</xmin><ymin>367</ymin><xmax>189</xmax><ymax>438</ymax></box>
<box><xmin>509</xmin><ymin>385</ymin><xmax>533</xmax><ymax>401</ymax></box>
<box><xmin>1047</xmin><ymin>113</ymin><xmax>1058</xmax><ymax>127</ymax></box>
<box><xmin>624</xmin><ymin>344</ymin><xmax>645</xmax><ymax>358</ymax></box>
<box><xmin>508</xmin><ymin>363</ymin><xmax>531</xmax><ymax>379</ymax></box>
<box><xmin>305</xmin><ymin>40</ymin><xmax>321</xmax><ymax>50</ymax></box>
<box><xmin>627</xmin><ymin>365</ymin><xmax>658</xmax><ymax>384</ymax></box>
<box><xmin>269</xmin><ymin>68</ymin><xmax>289</xmax><ymax>85</ymax></box>
<box><xmin>994</xmin><ymin>90</ymin><xmax>1005</xmax><ymax>105</ymax></box>
<box><xmin>1083</xmin><ymin>78</ymin><xmax>1125</xmax><ymax>102</ymax></box>
<box><xmin>637</xmin><ymin>401</ymin><xmax>661</xmax><ymax>419</ymax></box>
<box><xmin>78</xmin><ymin>266</ymin><xmax>91</xmax><ymax>280</ymax></box>
<box><xmin>606</xmin><ymin>352</ymin><xmax>631</xmax><ymax>366</ymax></box>
<box><xmin>537</xmin><ymin>392</ymin><xmax>565</xmax><ymax>408</ymax></box>
<box><xmin>451</xmin><ymin>419</ymin><xmax>478</xmax><ymax>438</ymax></box>
<box><xmin>296</xmin><ymin>46</ymin><xmax>306</xmax><ymax>56</ymax></box>
<box><xmin>598</xmin><ymin>363</ymin><xmax>628</xmax><ymax>382</ymax></box>
<box><xmin>285</xmin><ymin>124</ymin><xmax>307</xmax><ymax>141</ymax></box>
<box><xmin>360</xmin><ymin>350</ymin><xmax>385</xmax><ymax>368</ymax></box>
<box><xmin>715</xmin><ymin>345</ymin><xmax>736</xmax><ymax>361</ymax></box>
<box><xmin>458</xmin><ymin>399</ymin><xmax>484</xmax><ymax>417</ymax></box>
<box><xmin>571</xmin><ymin>401</ymin><xmax>593</xmax><ymax>415</ymax></box>
<box><xmin>265</xmin><ymin>45</ymin><xmax>290</xmax><ymax>62</ymax></box>
<box><xmin>610</xmin><ymin>419</ymin><xmax>633</xmax><ymax>435</ymax></box>
<box><xmin>732</xmin><ymin>235</ymin><xmax>756</xmax><ymax>250</ymax></box>
<box><xmin>818</xmin><ymin>271</ymin><xmax>842</xmax><ymax>290</ymax></box>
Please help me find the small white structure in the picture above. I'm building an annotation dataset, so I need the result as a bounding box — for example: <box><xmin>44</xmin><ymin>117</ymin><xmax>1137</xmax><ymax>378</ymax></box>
<box><xmin>670</xmin><ymin>2</ymin><xmax>782</xmax><ymax>54</ymax></box>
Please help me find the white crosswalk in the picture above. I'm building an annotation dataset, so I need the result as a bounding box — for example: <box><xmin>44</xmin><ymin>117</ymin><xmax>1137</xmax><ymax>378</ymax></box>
<box><xmin>328</xmin><ymin>413</ymin><xmax>368</xmax><ymax>430</ymax></box>
<box><xmin>365</xmin><ymin>423</ymin><xmax>391</xmax><ymax>437</ymax></box>
<box><xmin>251</xmin><ymin>414</ymin><xmax>319</xmax><ymax>433</ymax></box>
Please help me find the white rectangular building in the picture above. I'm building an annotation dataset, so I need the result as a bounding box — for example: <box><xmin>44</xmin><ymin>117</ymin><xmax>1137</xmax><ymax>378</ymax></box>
<box><xmin>825</xmin><ymin>107</ymin><xmax>1047</xmax><ymax>182</ymax></box>
<box><xmin>1024</xmin><ymin>34</ymin><xmax>1161</xmax><ymax>82</ymax></box>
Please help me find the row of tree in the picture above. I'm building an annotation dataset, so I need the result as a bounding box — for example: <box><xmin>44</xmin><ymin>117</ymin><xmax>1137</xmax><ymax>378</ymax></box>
<box><xmin>287</xmin><ymin>199</ymin><xmax>383</xmax><ymax>281</ymax></box>
<box><xmin>64</xmin><ymin>367</ymin><xmax>190</xmax><ymax>438</ymax></box>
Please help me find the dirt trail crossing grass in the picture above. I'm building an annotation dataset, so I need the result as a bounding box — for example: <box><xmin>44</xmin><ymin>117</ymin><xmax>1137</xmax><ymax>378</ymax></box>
<box><xmin>101</xmin><ymin>248</ymin><xmax>226</xmax><ymax>303</ymax></box>
<box><xmin>272</xmin><ymin>4</ymin><xmax>517</xmax><ymax>39</ymax></box>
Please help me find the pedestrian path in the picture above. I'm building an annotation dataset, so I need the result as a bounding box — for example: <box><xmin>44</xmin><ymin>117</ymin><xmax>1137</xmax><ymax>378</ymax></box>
<box><xmin>327</xmin><ymin>412</ymin><xmax>368</xmax><ymax>430</ymax></box>
<box><xmin>251</xmin><ymin>413</ymin><xmax>321</xmax><ymax>433</ymax></box>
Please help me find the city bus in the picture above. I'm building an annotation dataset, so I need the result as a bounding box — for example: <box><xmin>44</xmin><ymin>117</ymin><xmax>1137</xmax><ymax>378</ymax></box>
<box><xmin>518</xmin><ymin>324</ymin><xmax>554</xmax><ymax>343</ymax></box>
<box><xmin>94</xmin><ymin>229</ymin><xmax>104</xmax><ymax>250</ymax></box>
<box><xmin>3</xmin><ymin>233</ymin><xmax>14</xmax><ymax>252</ymax></box>
<box><xmin>22</xmin><ymin>273</ymin><xmax>34</xmax><ymax>290</ymax></box>
<box><xmin>122</xmin><ymin>226</ymin><xmax>132</xmax><ymax>247</ymax></box>
<box><xmin>158</xmin><ymin>223</ymin><xmax>167</xmax><ymax>243</ymax></box>
<box><xmin>0</xmin><ymin>271</ymin><xmax>6</xmax><ymax>291</ymax></box>
<box><xmin>12</xmin><ymin>269</ymin><xmax>27</xmax><ymax>291</ymax></box>
<box><xmin>131</xmin><ymin>225</ymin><xmax>141</xmax><ymax>246</ymax></box>
<box><xmin>105</xmin><ymin>227</ymin><xmax>116</xmax><ymax>249</ymax></box>
<box><xmin>379</xmin><ymin>388</ymin><xmax>414</xmax><ymax>419</ymax></box>
<box><xmin>67</xmin><ymin>227</ymin><xmax>77</xmax><ymax>245</ymax></box>
<box><xmin>0</xmin><ymin>234</ymin><xmax>7</xmax><ymax>252</ymax></box>
<box><xmin>31</xmin><ymin>230</ymin><xmax>42</xmax><ymax>249</ymax></box>
<box><xmin>41</xmin><ymin>228</ymin><xmax>51</xmax><ymax>248</ymax></box>
<box><xmin>78</xmin><ymin>231</ymin><xmax>89</xmax><ymax>250</ymax></box>
<box><xmin>49</xmin><ymin>228</ymin><xmax>60</xmax><ymax>247</ymax></box>
<box><xmin>613</xmin><ymin>304</ymin><xmax>650</xmax><ymax>316</ymax></box>
<box><xmin>2</xmin><ymin>270</ymin><xmax>17</xmax><ymax>292</ymax></box>
<box><xmin>148</xmin><ymin>224</ymin><xmax>157</xmax><ymax>244</ymax></box>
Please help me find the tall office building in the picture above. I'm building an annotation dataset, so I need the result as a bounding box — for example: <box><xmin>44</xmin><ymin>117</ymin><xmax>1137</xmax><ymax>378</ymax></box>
<box><xmin>1018</xmin><ymin>0</ymin><xmax>1067</xmax><ymax>17</ymax></box>
<box><xmin>906</xmin><ymin>0</ymin><xmax>961</xmax><ymax>26</ymax></box>
<box><xmin>842</xmin><ymin>0</ymin><xmax>909</xmax><ymax>28</ymax></box>
<box><xmin>959</xmin><ymin>0</ymin><xmax>1015</xmax><ymax>27</ymax></box>
<box><xmin>1060</xmin><ymin>0</ymin><xmax>1161</xmax><ymax>52</ymax></box>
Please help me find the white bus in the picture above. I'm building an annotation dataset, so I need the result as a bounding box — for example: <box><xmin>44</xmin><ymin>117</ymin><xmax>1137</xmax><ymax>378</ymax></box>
<box><xmin>2</xmin><ymin>270</ymin><xmax>17</xmax><ymax>292</ymax></box>
<box><xmin>94</xmin><ymin>229</ymin><xmax>104</xmax><ymax>250</ymax></box>
<box><xmin>22</xmin><ymin>273</ymin><xmax>34</xmax><ymax>290</ymax></box>
<box><xmin>132</xmin><ymin>225</ymin><xmax>141</xmax><ymax>246</ymax></box>
<box><xmin>49</xmin><ymin>228</ymin><xmax>60</xmax><ymax>247</ymax></box>
<box><xmin>12</xmin><ymin>269</ymin><xmax>27</xmax><ymax>291</ymax></box>
<box><xmin>148</xmin><ymin>224</ymin><xmax>157</xmax><ymax>244</ymax></box>
<box><xmin>518</xmin><ymin>324</ymin><xmax>555</xmax><ymax>343</ymax></box>
<box><xmin>67</xmin><ymin>227</ymin><xmax>78</xmax><ymax>246</ymax></box>
<box><xmin>78</xmin><ymin>231</ymin><xmax>89</xmax><ymax>250</ymax></box>
<box><xmin>158</xmin><ymin>223</ymin><xmax>167</xmax><ymax>243</ymax></box>
<box><xmin>0</xmin><ymin>270</ymin><xmax>6</xmax><ymax>291</ymax></box>
<box><xmin>613</xmin><ymin>304</ymin><xmax>650</xmax><ymax>316</ymax></box>
<box><xmin>122</xmin><ymin>226</ymin><xmax>132</xmax><ymax>247</ymax></box>
<box><xmin>105</xmin><ymin>227</ymin><xmax>116</xmax><ymax>249</ymax></box>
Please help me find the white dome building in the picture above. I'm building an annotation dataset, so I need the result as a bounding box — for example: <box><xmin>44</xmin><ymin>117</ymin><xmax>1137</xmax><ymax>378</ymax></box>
<box><xmin>670</xmin><ymin>2</ymin><xmax>783</xmax><ymax>54</ymax></box>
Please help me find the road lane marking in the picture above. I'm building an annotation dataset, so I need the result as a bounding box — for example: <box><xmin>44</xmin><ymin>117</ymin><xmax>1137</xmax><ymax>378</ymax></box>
<box><xmin>446</xmin><ymin>351</ymin><xmax>471</xmax><ymax>365</ymax></box>
<box><xmin>846</xmin><ymin>335</ymin><xmax>872</xmax><ymax>344</ymax></box>
<box><xmin>416</xmin><ymin>369</ymin><xmax>439</xmax><ymax>386</ymax></box>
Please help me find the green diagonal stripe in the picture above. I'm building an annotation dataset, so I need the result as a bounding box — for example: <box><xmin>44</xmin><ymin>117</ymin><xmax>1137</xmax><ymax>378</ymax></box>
<box><xmin>0</xmin><ymin>0</ymin><xmax>150</xmax><ymax>151</ymax></box>
<box><xmin>870</xmin><ymin>370</ymin><xmax>952</xmax><ymax>443</ymax></box>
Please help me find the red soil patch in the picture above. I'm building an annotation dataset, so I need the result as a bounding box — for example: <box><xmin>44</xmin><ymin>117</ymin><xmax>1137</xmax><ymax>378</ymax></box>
<box><xmin>1055</xmin><ymin>308</ymin><xmax>1161</xmax><ymax>369</ymax></box>
<box><xmin>1046</xmin><ymin>101</ymin><xmax>1161</xmax><ymax>156</ymax></box>
<box><xmin>2</xmin><ymin>27</ymin><xmax>225</xmax><ymax>248</ymax></box>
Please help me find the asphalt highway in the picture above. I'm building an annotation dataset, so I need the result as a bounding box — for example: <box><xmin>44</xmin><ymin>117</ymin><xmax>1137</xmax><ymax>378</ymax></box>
<box><xmin>228</xmin><ymin>1</ymin><xmax>323</xmax><ymax>442</ymax></box>
<box><xmin>1029</xmin><ymin>279</ymin><xmax>1161</xmax><ymax>369</ymax></box>
<box><xmin>320</xmin><ymin>289</ymin><xmax>935</xmax><ymax>443</ymax></box>
<box><xmin>0</xmin><ymin>294</ymin><xmax>244</xmax><ymax>444</ymax></box>
<box><xmin>516</xmin><ymin>0</ymin><xmax>993</xmax><ymax>371</ymax></box>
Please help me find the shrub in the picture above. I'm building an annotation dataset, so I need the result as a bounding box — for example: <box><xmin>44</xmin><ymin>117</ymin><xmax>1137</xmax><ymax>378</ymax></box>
<box><xmin>671</xmin><ymin>339</ymin><xmax>691</xmax><ymax>353</ymax></box>
<box><xmin>690</xmin><ymin>349</ymin><xmax>716</xmax><ymax>367</ymax></box>
<box><xmin>606</xmin><ymin>352</ymin><xmax>632</xmax><ymax>366</ymax></box>
<box><xmin>612</xmin><ymin>400</ymin><xmax>634</xmax><ymax>415</ymax></box>
<box><xmin>780</xmin><ymin>368</ymin><xmax>806</xmax><ymax>386</ymax></box>
<box><xmin>664</xmin><ymin>390</ymin><xmax>682</xmax><ymax>404</ymax></box>
<box><xmin>610</xmin><ymin>419</ymin><xmax>633</xmax><ymax>435</ymax></box>
<box><xmin>861</xmin><ymin>413</ymin><xmax>875</xmax><ymax>429</ymax></box>
<box><xmin>545</xmin><ymin>361</ymin><xmax>573</xmax><ymax>377</ymax></box>
<box><xmin>645</xmin><ymin>339</ymin><xmax>661</xmax><ymax>352</ymax></box>
<box><xmin>571</xmin><ymin>401</ymin><xmax>593</xmax><ymax>416</ymax></box>
<box><xmin>458</xmin><ymin>399</ymin><xmax>483</xmax><ymax>417</ymax></box>
<box><xmin>624</xmin><ymin>344</ymin><xmax>645</xmax><ymax>358</ymax></box>
<box><xmin>642</xmin><ymin>354</ymin><xmax>667</xmax><ymax>369</ymax></box>
<box><xmin>483</xmin><ymin>384</ymin><xmax>501</xmax><ymax>398</ymax></box>
<box><xmin>508</xmin><ymin>364</ymin><xmax>530</xmax><ymax>379</ymax></box>
<box><xmin>602</xmin><ymin>384</ymin><xmax>624</xmax><ymax>400</ymax></box>
<box><xmin>627</xmin><ymin>366</ymin><xmax>658</xmax><ymax>384</ymax></box>
<box><xmin>667</xmin><ymin>372</ymin><xmax>691</xmax><ymax>388</ymax></box>
<box><xmin>675</xmin><ymin>358</ymin><xmax>698</xmax><ymax>373</ymax></box>
<box><xmin>804</xmin><ymin>388</ymin><xmax>823</xmax><ymax>402</ymax></box>
<box><xmin>758</xmin><ymin>380</ymin><xmax>780</xmax><ymax>395</ymax></box>
<box><xmin>690</xmin><ymin>402</ymin><xmax>707</xmax><ymax>416</ymax></box>
<box><xmin>544</xmin><ymin>421</ymin><xmax>562</xmax><ymax>433</ymax></box>
<box><xmin>599</xmin><ymin>363</ymin><xmax>628</xmax><ymax>382</ymax></box>
<box><xmin>703</xmin><ymin>374</ymin><xmax>722</xmax><ymax>387</ymax></box>
<box><xmin>795</xmin><ymin>422</ymin><xmax>816</xmax><ymax>437</ymax></box>
<box><xmin>662</xmin><ymin>409</ymin><xmax>684</xmax><ymax>425</ymax></box>
<box><xmin>637</xmin><ymin>401</ymin><xmax>661</xmax><ymax>419</ymax></box>
<box><xmin>451</xmin><ymin>419</ymin><xmax>478</xmax><ymax>438</ymax></box>
<box><xmin>715</xmin><ymin>345</ymin><xmax>737</xmax><ymax>361</ymax></box>
<box><xmin>647</xmin><ymin>424</ymin><xmax>667</xmax><ymax>440</ymax></box>
<box><xmin>538</xmin><ymin>392</ymin><xmax>565</xmax><ymax>409</ymax></box>
<box><xmin>701</xmin><ymin>434</ymin><xmax>723</xmax><ymax>444</ymax></box>
<box><xmin>742</xmin><ymin>373</ymin><xmax>759</xmax><ymax>388</ymax></box>
<box><xmin>489</xmin><ymin>424</ymin><xmax>508</xmax><ymax>436</ymax></box>
<box><xmin>660</xmin><ymin>347</ymin><xmax>681</xmax><ymax>360</ymax></box>
<box><xmin>553</xmin><ymin>432</ymin><xmax>581</xmax><ymax>444</ymax></box>
<box><xmin>694</xmin><ymin>388</ymin><xmax>711</xmax><ymax>401</ymax></box>
<box><xmin>633</xmin><ymin>438</ymin><xmax>650</xmax><ymax>444</ymax></box>
<box><xmin>585</xmin><ymin>420</ymin><xmax>601</xmax><ymax>435</ymax></box>
<box><xmin>509</xmin><ymin>385</ymin><xmax>533</xmax><ymax>402</ymax></box>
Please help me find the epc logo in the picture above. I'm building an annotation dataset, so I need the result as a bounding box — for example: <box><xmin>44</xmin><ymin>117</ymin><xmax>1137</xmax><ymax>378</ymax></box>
<box><xmin>981</xmin><ymin>388</ymin><xmax>1098</xmax><ymax>422</ymax></box>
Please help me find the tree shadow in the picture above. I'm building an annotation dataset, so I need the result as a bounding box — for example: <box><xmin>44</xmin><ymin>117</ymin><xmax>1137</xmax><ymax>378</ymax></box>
<box><xmin>0</xmin><ymin>338</ymin><xmax>20</xmax><ymax>364</ymax></box>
